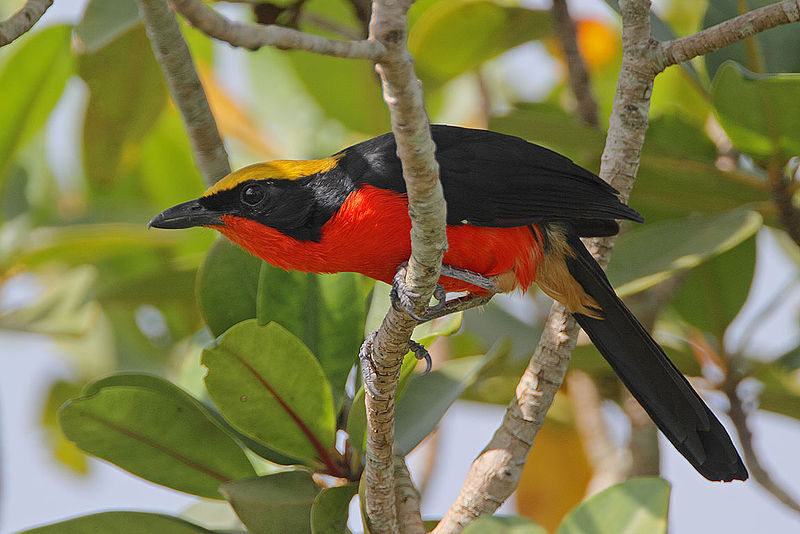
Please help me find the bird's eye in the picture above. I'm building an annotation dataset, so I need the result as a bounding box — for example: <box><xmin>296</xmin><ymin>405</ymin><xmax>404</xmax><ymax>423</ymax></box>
<box><xmin>241</xmin><ymin>183</ymin><xmax>266</xmax><ymax>206</ymax></box>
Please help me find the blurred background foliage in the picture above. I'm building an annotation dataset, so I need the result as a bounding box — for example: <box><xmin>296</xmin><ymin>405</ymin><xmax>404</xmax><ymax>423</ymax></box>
<box><xmin>1</xmin><ymin>0</ymin><xmax>800</xmax><ymax>532</ymax></box>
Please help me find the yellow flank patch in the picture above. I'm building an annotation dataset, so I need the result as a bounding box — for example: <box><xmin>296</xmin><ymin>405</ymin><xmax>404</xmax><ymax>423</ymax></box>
<box><xmin>202</xmin><ymin>155</ymin><xmax>342</xmax><ymax>197</ymax></box>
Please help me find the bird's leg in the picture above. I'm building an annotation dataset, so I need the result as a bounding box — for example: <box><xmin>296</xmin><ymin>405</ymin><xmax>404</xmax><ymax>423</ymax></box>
<box><xmin>359</xmin><ymin>332</ymin><xmax>433</xmax><ymax>397</ymax></box>
<box><xmin>390</xmin><ymin>262</ymin><xmax>498</xmax><ymax>323</ymax></box>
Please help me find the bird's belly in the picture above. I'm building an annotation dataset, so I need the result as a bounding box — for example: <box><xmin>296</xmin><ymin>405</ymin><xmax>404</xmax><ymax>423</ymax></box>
<box><xmin>218</xmin><ymin>186</ymin><xmax>544</xmax><ymax>294</ymax></box>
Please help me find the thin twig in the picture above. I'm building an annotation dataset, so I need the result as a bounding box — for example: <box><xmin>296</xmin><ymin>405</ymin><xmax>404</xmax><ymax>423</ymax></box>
<box><xmin>360</xmin><ymin>1</ymin><xmax>445</xmax><ymax>532</ymax></box>
<box><xmin>171</xmin><ymin>0</ymin><xmax>385</xmax><ymax>59</ymax></box>
<box><xmin>657</xmin><ymin>0</ymin><xmax>800</xmax><ymax>71</ymax></box>
<box><xmin>137</xmin><ymin>0</ymin><xmax>231</xmax><ymax>186</ymax></box>
<box><xmin>551</xmin><ymin>0</ymin><xmax>599</xmax><ymax>127</ymax></box>
<box><xmin>0</xmin><ymin>0</ymin><xmax>52</xmax><ymax>47</ymax></box>
<box><xmin>724</xmin><ymin>373</ymin><xmax>800</xmax><ymax>513</ymax></box>
<box><xmin>769</xmin><ymin>164</ymin><xmax>800</xmax><ymax>247</ymax></box>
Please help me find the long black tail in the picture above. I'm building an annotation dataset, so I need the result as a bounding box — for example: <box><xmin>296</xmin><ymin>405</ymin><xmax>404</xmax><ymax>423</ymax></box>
<box><xmin>564</xmin><ymin>233</ymin><xmax>748</xmax><ymax>482</ymax></box>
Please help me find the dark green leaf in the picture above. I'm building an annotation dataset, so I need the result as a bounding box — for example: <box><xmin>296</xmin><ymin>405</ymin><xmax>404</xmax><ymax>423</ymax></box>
<box><xmin>556</xmin><ymin>478</ymin><xmax>670</xmax><ymax>534</ymax></box>
<box><xmin>311</xmin><ymin>484</ymin><xmax>358</xmax><ymax>534</ymax></box>
<box><xmin>197</xmin><ymin>239</ymin><xmax>262</xmax><ymax>337</ymax></box>
<box><xmin>395</xmin><ymin>342</ymin><xmax>506</xmax><ymax>454</ymax></box>
<box><xmin>21</xmin><ymin>511</ymin><xmax>217</xmax><ymax>534</ymax></box>
<box><xmin>202</xmin><ymin>320</ymin><xmax>337</xmax><ymax>465</ymax></box>
<box><xmin>221</xmin><ymin>471</ymin><xmax>319</xmax><ymax>534</ymax></box>
<box><xmin>0</xmin><ymin>25</ymin><xmax>73</xmax><ymax>185</ymax></box>
<box><xmin>409</xmin><ymin>1</ymin><xmax>551</xmax><ymax>85</ymax></box>
<box><xmin>711</xmin><ymin>62</ymin><xmax>800</xmax><ymax>162</ymax></box>
<box><xmin>59</xmin><ymin>374</ymin><xmax>256</xmax><ymax>499</ymax></box>
<box><xmin>703</xmin><ymin>0</ymin><xmax>800</xmax><ymax>79</ymax></box>
<box><xmin>671</xmin><ymin>234</ymin><xmax>757</xmax><ymax>341</ymax></box>
<box><xmin>79</xmin><ymin>25</ymin><xmax>167</xmax><ymax>189</ymax></box>
<box><xmin>74</xmin><ymin>0</ymin><xmax>140</xmax><ymax>53</ymax></box>
<box><xmin>607</xmin><ymin>209</ymin><xmax>762</xmax><ymax>297</ymax></box>
<box><xmin>257</xmin><ymin>266</ymin><xmax>369</xmax><ymax>403</ymax></box>
<box><xmin>462</xmin><ymin>516</ymin><xmax>548</xmax><ymax>534</ymax></box>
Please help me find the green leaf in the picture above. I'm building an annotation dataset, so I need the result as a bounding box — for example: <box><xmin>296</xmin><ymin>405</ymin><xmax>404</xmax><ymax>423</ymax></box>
<box><xmin>0</xmin><ymin>25</ymin><xmax>73</xmax><ymax>185</ymax></box>
<box><xmin>1</xmin><ymin>223</ymin><xmax>177</xmax><ymax>271</ymax></box>
<box><xmin>202</xmin><ymin>320</ymin><xmax>337</xmax><ymax>465</ymax></box>
<box><xmin>311</xmin><ymin>484</ymin><xmax>358</xmax><ymax>534</ymax></box>
<box><xmin>462</xmin><ymin>516</ymin><xmax>548</xmax><ymax>534</ymax></box>
<box><xmin>139</xmin><ymin>110</ymin><xmax>207</xmax><ymax>209</ymax></box>
<box><xmin>409</xmin><ymin>1</ymin><xmax>551</xmax><ymax>85</ymax></box>
<box><xmin>0</xmin><ymin>266</ymin><xmax>97</xmax><ymax>336</ymax></box>
<box><xmin>395</xmin><ymin>342</ymin><xmax>505</xmax><ymax>454</ymax></box>
<box><xmin>21</xmin><ymin>511</ymin><xmax>217</xmax><ymax>534</ymax></box>
<box><xmin>752</xmin><ymin>361</ymin><xmax>800</xmax><ymax>421</ymax></box>
<box><xmin>671</xmin><ymin>234</ymin><xmax>757</xmax><ymax>342</ymax></box>
<box><xmin>59</xmin><ymin>374</ymin><xmax>256</xmax><ymax>499</ymax></box>
<box><xmin>74</xmin><ymin>0</ymin><xmax>140</xmax><ymax>53</ymax></box>
<box><xmin>221</xmin><ymin>471</ymin><xmax>319</xmax><ymax>534</ymax></box>
<box><xmin>79</xmin><ymin>25</ymin><xmax>167</xmax><ymax>189</ymax></box>
<box><xmin>257</xmin><ymin>265</ymin><xmax>369</xmax><ymax>403</ymax></box>
<box><xmin>711</xmin><ymin>62</ymin><xmax>800</xmax><ymax>162</ymax></box>
<box><xmin>703</xmin><ymin>0</ymin><xmax>800</xmax><ymax>79</ymax></box>
<box><xmin>556</xmin><ymin>478</ymin><xmax>670</xmax><ymax>534</ymax></box>
<box><xmin>41</xmin><ymin>380</ymin><xmax>88</xmax><ymax>474</ymax></box>
<box><xmin>607</xmin><ymin>209</ymin><xmax>763</xmax><ymax>297</ymax></box>
<box><xmin>197</xmin><ymin>239</ymin><xmax>262</xmax><ymax>337</ymax></box>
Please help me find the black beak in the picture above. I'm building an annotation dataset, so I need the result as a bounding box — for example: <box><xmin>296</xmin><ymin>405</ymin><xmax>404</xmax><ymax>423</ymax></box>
<box><xmin>148</xmin><ymin>199</ymin><xmax>223</xmax><ymax>229</ymax></box>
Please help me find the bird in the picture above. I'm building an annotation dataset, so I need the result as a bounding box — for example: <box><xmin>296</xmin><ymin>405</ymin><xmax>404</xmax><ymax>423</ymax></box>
<box><xmin>150</xmin><ymin>124</ymin><xmax>748</xmax><ymax>483</ymax></box>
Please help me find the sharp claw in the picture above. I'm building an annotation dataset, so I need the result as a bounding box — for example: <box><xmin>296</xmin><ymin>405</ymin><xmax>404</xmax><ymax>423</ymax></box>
<box><xmin>359</xmin><ymin>332</ymin><xmax>381</xmax><ymax>398</ymax></box>
<box><xmin>390</xmin><ymin>262</ymin><xmax>449</xmax><ymax>322</ymax></box>
<box><xmin>409</xmin><ymin>340</ymin><xmax>432</xmax><ymax>375</ymax></box>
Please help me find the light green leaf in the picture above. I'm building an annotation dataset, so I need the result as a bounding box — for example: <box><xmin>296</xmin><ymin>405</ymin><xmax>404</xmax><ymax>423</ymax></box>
<box><xmin>74</xmin><ymin>0</ymin><xmax>140</xmax><ymax>53</ymax></box>
<box><xmin>607</xmin><ymin>209</ymin><xmax>763</xmax><ymax>297</ymax></box>
<box><xmin>711</xmin><ymin>62</ymin><xmax>800</xmax><ymax>162</ymax></box>
<box><xmin>2</xmin><ymin>223</ymin><xmax>177</xmax><ymax>271</ymax></box>
<box><xmin>671</xmin><ymin>234</ymin><xmax>757</xmax><ymax>342</ymax></box>
<box><xmin>311</xmin><ymin>484</ymin><xmax>358</xmax><ymax>534</ymax></box>
<box><xmin>753</xmin><ymin>363</ymin><xmax>800</xmax><ymax>421</ymax></box>
<box><xmin>59</xmin><ymin>374</ymin><xmax>256</xmax><ymax>499</ymax></box>
<box><xmin>556</xmin><ymin>478</ymin><xmax>670</xmax><ymax>534</ymax></box>
<box><xmin>395</xmin><ymin>342</ymin><xmax>505</xmax><ymax>454</ymax></box>
<box><xmin>0</xmin><ymin>266</ymin><xmax>96</xmax><ymax>336</ymax></box>
<box><xmin>20</xmin><ymin>511</ymin><xmax>217</xmax><ymax>534</ymax></box>
<box><xmin>202</xmin><ymin>320</ymin><xmax>337</xmax><ymax>465</ymax></box>
<box><xmin>221</xmin><ymin>471</ymin><xmax>319</xmax><ymax>534</ymax></box>
<box><xmin>79</xmin><ymin>25</ymin><xmax>167</xmax><ymax>189</ymax></box>
<box><xmin>462</xmin><ymin>516</ymin><xmax>548</xmax><ymax>534</ymax></box>
<box><xmin>197</xmin><ymin>239</ymin><xmax>262</xmax><ymax>337</ymax></box>
<box><xmin>257</xmin><ymin>265</ymin><xmax>369</xmax><ymax>403</ymax></box>
<box><xmin>0</xmin><ymin>25</ymin><xmax>73</xmax><ymax>185</ymax></box>
<box><xmin>409</xmin><ymin>1</ymin><xmax>551</xmax><ymax>85</ymax></box>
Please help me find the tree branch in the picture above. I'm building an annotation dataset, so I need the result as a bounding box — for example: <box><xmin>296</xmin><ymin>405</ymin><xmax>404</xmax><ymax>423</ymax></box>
<box><xmin>137</xmin><ymin>0</ymin><xmax>231</xmax><ymax>186</ymax></box>
<box><xmin>360</xmin><ymin>1</ymin><xmax>445</xmax><ymax>532</ymax></box>
<box><xmin>434</xmin><ymin>1</ymin><xmax>656</xmax><ymax>531</ymax></box>
<box><xmin>551</xmin><ymin>0</ymin><xmax>599</xmax><ymax>127</ymax></box>
<box><xmin>723</xmin><ymin>373</ymin><xmax>800</xmax><ymax>513</ymax></box>
<box><xmin>170</xmin><ymin>0</ymin><xmax>385</xmax><ymax>59</ymax></box>
<box><xmin>395</xmin><ymin>456</ymin><xmax>426</xmax><ymax>534</ymax></box>
<box><xmin>0</xmin><ymin>0</ymin><xmax>52</xmax><ymax>47</ymax></box>
<box><xmin>656</xmin><ymin>0</ymin><xmax>800</xmax><ymax>71</ymax></box>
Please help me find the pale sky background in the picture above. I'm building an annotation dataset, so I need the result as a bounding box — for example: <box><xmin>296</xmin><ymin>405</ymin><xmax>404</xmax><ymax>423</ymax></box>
<box><xmin>2</xmin><ymin>0</ymin><xmax>800</xmax><ymax>533</ymax></box>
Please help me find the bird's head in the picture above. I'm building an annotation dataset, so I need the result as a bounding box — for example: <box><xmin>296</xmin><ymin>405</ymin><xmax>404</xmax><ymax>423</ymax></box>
<box><xmin>149</xmin><ymin>156</ymin><xmax>346</xmax><ymax>242</ymax></box>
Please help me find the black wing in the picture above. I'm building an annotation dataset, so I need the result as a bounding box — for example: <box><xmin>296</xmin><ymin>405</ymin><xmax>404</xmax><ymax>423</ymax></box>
<box><xmin>340</xmin><ymin>125</ymin><xmax>642</xmax><ymax>236</ymax></box>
